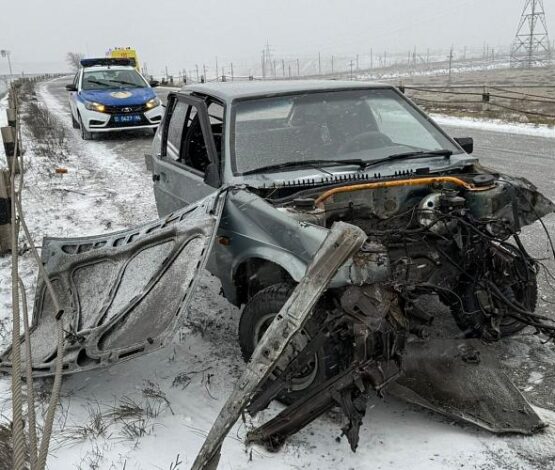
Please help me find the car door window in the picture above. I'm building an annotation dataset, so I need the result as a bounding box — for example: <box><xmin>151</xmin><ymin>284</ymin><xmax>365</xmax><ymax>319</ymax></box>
<box><xmin>208</xmin><ymin>102</ymin><xmax>224</xmax><ymax>158</ymax></box>
<box><xmin>165</xmin><ymin>99</ymin><xmax>211</xmax><ymax>174</ymax></box>
<box><xmin>166</xmin><ymin>101</ymin><xmax>189</xmax><ymax>160</ymax></box>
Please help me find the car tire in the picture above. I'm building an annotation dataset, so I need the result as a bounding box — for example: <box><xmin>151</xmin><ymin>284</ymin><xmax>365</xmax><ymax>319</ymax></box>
<box><xmin>71</xmin><ymin>113</ymin><xmax>79</xmax><ymax>129</ymax></box>
<box><xmin>451</xmin><ymin>245</ymin><xmax>538</xmax><ymax>339</ymax></box>
<box><xmin>79</xmin><ymin>115</ymin><xmax>93</xmax><ymax>141</ymax></box>
<box><xmin>238</xmin><ymin>283</ymin><xmax>341</xmax><ymax>404</ymax></box>
<box><xmin>454</xmin><ymin>276</ymin><xmax>537</xmax><ymax>338</ymax></box>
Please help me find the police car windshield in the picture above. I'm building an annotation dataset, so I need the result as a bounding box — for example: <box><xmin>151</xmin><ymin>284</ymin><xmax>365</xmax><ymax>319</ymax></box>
<box><xmin>82</xmin><ymin>69</ymin><xmax>147</xmax><ymax>91</ymax></box>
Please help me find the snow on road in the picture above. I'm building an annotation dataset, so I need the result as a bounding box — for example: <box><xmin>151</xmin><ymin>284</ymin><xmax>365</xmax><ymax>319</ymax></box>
<box><xmin>0</xmin><ymin>79</ymin><xmax>554</xmax><ymax>469</ymax></box>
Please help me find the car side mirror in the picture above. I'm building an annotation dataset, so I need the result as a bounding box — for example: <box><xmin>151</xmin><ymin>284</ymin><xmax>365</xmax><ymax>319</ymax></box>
<box><xmin>149</xmin><ymin>80</ymin><xmax>160</xmax><ymax>88</ymax></box>
<box><xmin>454</xmin><ymin>137</ymin><xmax>473</xmax><ymax>154</ymax></box>
<box><xmin>65</xmin><ymin>84</ymin><xmax>78</xmax><ymax>92</ymax></box>
<box><xmin>204</xmin><ymin>162</ymin><xmax>221</xmax><ymax>188</ymax></box>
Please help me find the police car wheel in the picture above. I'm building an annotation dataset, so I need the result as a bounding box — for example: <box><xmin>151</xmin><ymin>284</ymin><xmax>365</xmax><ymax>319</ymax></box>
<box><xmin>71</xmin><ymin>113</ymin><xmax>79</xmax><ymax>129</ymax></box>
<box><xmin>79</xmin><ymin>115</ymin><xmax>92</xmax><ymax>140</ymax></box>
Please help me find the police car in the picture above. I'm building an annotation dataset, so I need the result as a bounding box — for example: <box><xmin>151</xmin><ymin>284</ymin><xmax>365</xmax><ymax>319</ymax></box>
<box><xmin>66</xmin><ymin>58</ymin><xmax>163</xmax><ymax>140</ymax></box>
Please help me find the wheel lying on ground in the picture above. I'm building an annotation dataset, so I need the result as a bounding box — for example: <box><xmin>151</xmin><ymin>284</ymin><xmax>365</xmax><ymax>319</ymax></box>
<box><xmin>79</xmin><ymin>115</ymin><xmax>93</xmax><ymax>140</ymax></box>
<box><xmin>238</xmin><ymin>283</ymin><xmax>341</xmax><ymax>404</ymax></box>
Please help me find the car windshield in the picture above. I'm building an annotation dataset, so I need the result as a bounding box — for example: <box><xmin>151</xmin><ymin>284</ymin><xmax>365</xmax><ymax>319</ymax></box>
<box><xmin>231</xmin><ymin>88</ymin><xmax>461</xmax><ymax>174</ymax></box>
<box><xmin>81</xmin><ymin>68</ymin><xmax>147</xmax><ymax>90</ymax></box>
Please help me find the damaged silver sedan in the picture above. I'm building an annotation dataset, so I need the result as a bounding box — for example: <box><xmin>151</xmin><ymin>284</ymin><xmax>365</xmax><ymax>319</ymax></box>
<box><xmin>3</xmin><ymin>80</ymin><xmax>555</xmax><ymax>468</ymax></box>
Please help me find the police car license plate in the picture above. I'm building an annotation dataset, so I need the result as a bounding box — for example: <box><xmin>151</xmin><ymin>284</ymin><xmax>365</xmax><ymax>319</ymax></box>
<box><xmin>114</xmin><ymin>114</ymin><xmax>142</xmax><ymax>123</ymax></box>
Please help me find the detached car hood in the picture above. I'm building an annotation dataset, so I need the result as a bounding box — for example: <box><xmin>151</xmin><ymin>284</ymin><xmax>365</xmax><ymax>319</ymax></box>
<box><xmin>80</xmin><ymin>87</ymin><xmax>155</xmax><ymax>106</ymax></box>
<box><xmin>0</xmin><ymin>194</ymin><xmax>224</xmax><ymax>376</ymax></box>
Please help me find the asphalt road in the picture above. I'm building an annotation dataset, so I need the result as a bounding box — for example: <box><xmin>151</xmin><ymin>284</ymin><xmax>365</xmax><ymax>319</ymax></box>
<box><xmin>45</xmin><ymin>78</ymin><xmax>555</xmax><ymax>465</ymax></box>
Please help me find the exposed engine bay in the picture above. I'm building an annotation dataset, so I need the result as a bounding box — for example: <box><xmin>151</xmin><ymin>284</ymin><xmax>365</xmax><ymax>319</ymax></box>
<box><xmin>269</xmin><ymin>169</ymin><xmax>553</xmax><ymax>341</ymax></box>
<box><xmin>223</xmin><ymin>168</ymin><xmax>555</xmax><ymax>456</ymax></box>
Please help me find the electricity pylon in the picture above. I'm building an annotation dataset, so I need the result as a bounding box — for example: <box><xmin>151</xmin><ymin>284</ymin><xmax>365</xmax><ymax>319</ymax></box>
<box><xmin>510</xmin><ymin>0</ymin><xmax>552</xmax><ymax>68</ymax></box>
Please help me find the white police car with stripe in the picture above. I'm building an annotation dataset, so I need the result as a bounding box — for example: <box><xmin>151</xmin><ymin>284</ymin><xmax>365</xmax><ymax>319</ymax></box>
<box><xmin>66</xmin><ymin>58</ymin><xmax>163</xmax><ymax>140</ymax></box>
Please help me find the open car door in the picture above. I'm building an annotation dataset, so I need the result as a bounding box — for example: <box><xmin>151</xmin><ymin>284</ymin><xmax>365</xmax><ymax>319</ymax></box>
<box><xmin>0</xmin><ymin>192</ymin><xmax>224</xmax><ymax>377</ymax></box>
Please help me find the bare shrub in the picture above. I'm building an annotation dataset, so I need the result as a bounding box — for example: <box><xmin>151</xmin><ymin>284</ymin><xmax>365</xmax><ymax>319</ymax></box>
<box><xmin>66</xmin><ymin>52</ymin><xmax>85</xmax><ymax>72</ymax></box>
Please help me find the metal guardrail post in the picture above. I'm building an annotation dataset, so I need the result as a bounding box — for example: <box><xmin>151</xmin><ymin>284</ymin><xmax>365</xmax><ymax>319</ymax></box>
<box><xmin>6</xmin><ymin>107</ymin><xmax>16</xmax><ymax>127</ymax></box>
<box><xmin>1</xmin><ymin>126</ymin><xmax>20</xmax><ymax>174</ymax></box>
<box><xmin>0</xmin><ymin>169</ymin><xmax>10</xmax><ymax>254</ymax></box>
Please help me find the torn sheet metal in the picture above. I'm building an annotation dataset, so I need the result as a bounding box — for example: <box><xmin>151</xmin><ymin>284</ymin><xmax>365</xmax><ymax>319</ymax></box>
<box><xmin>190</xmin><ymin>222</ymin><xmax>367</xmax><ymax>470</ymax></box>
<box><xmin>387</xmin><ymin>339</ymin><xmax>545</xmax><ymax>434</ymax></box>
<box><xmin>0</xmin><ymin>193</ymin><xmax>224</xmax><ymax>377</ymax></box>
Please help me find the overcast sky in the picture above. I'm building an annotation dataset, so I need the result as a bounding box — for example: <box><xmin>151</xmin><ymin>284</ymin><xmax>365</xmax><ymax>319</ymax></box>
<box><xmin>1</xmin><ymin>0</ymin><xmax>553</xmax><ymax>76</ymax></box>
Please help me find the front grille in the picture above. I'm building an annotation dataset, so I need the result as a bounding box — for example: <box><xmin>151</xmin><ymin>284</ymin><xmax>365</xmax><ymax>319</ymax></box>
<box><xmin>104</xmin><ymin>103</ymin><xmax>148</xmax><ymax>114</ymax></box>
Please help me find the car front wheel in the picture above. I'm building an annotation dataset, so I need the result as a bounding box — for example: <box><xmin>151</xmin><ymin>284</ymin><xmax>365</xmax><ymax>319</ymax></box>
<box><xmin>79</xmin><ymin>115</ymin><xmax>93</xmax><ymax>140</ymax></box>
<box><xmin>238</xmin><ymin>283</ymin><xmax>340</xmax><ymax>404</ymax></box>
<box><xmin>71</xmin><ymin>112</ymin><xmax>79</xmax><ymax>129</ymax></box>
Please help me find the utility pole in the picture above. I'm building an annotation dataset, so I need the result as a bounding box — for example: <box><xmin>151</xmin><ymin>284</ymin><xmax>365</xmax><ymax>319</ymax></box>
<box><xmin>195</xmin><ymin>64</ymin><xmax>199</xmax><ymax>82</ymax></box>
<box><xmin>349</xmin><ymin>59</ymin><xmax>354</xmax><ymax>79</ymax></box>
<box><xmin>203</xmin><ymin>64</ymin><xmax>207</xmax><ymax>83</ymax></box>
<box><xmin>370</xmin><ymin>48</ymin><xmax>373</xmax><ymax>69</ymax></box>
<box><xmin>448</xmin><ymin>46</ymin><xmax>454</xmax><ymax>84</ymax></box>
<box><xmin>296</xmin><ymin>58</ymin><xmax>300</xmax><ymax>76</ymax></box>
<box><xmin>318</xmin><ymin>51</ymin><xmax>321</xmax><ymax>75</ymax></box>
<box><xmin>230</xmin><ymin>62</ymin><xmax>234</xmax><ymax>80</ymax></box>
<box><xmin>282</xmin><ymin>59</ymin><xmax>285</xmax><ymax>77</ymax></box>
<box><xmin>331</xmin><ymin>55</ymin><xmax>334</xmax><ymax>74</ymax></box>
<box><xmin>0</xmin><ymin>50</ymin><xmax>13</xmax><ymax>76</ymax></box>
<box><xmin>215</xmin><ymin>56</ymin><xmax>219</xmax><ymax>80</ymax></box>
<box><xmin>511</xmin><ymin>0</ymin><xmax>552</xmax><ymax>67</ymax></box>
<box><xmin>261</xmin><ymin>49</ymin><xmax>266</xmax><ymax>78</ymax></box>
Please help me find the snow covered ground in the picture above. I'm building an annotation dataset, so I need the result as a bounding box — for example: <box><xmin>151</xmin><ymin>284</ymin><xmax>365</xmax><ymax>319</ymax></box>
<box><xmin>0</xmin><ymin>93</ymin><xmax>7</xmax><ymax>164</ymax></box>
<box><xmin>0</xmin><ymin>79</ymin><xmax>554</xmax><ymax>469</ymax></box>
<box><xmin>432</xmin><ymin>113</ymin><xmax>555</xmax><ymax>139</ymax></box>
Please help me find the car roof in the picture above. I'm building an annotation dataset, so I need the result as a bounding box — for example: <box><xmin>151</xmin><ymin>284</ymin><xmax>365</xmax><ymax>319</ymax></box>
<box><xmin>179</xmin><ymin>79</ymin><xmax>393</xmax><ymax>102</ymax></box>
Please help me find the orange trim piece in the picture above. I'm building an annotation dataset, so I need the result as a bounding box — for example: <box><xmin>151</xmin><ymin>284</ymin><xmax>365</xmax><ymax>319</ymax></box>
<box><xmin>314</xmin><ymin>176</ymin><xmax>494</xmax><ymax>206</ymax></box>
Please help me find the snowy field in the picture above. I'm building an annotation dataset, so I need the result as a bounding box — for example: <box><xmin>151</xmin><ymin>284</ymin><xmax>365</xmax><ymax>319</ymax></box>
<box><xmin>0</xmin><ymin>79</ymin><xmax>554</xmax><ymax>469</ymax></box>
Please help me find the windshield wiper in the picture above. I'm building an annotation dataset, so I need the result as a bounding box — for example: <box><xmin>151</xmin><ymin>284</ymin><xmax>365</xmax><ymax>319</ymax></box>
<box><xmin>243</xmin><ymin>159</ymin><xmax>367</xmax><ymax>176</ymax></box>
<box><xmin>107</xmin><ymin>79</ymin><xmax>142</xmax><ymax>87</ymax></box>
<box><xmin>362</xmin><ymin>149</ymin><xmax>453</xmax><ymax>170</ymax></box>
<box><xmin>85</xmin><ymin>79</ymin><xmax>111</xmax><ymax>88</ymax></box>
